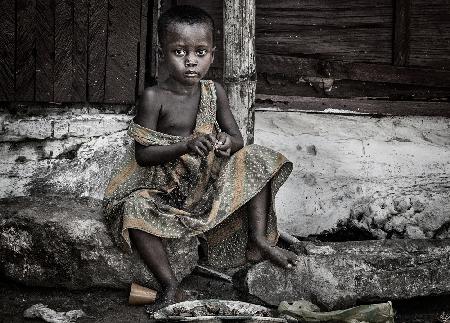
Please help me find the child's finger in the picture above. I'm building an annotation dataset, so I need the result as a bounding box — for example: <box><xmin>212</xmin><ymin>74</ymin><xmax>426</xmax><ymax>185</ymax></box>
<box><xmin>215</xmin><ymin>148</ymin><xmax>230</xmax><ymax>157</ymax></box>
<box><xmin>206</xmin><ymin>134</ymin><xmax>217</xmax><ymax>144</ymax></box>
<box><xmin>200</xmin><ymin>138</ymin><xmax>213</xmax><ymax>151</ymax></box>
<box><xmin>197</xmin><ymin>142</ymin><xmax>208</xmax><ymax>155</ymax></box>
<box><xmin>195</xmin><ymin>146</ymin><xmax>205</xmax><ymax>157</ymax></box>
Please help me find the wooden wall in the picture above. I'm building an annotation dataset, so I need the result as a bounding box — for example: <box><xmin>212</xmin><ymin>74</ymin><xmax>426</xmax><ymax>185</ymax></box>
<box><xmin>0</xmin><ymin>0</ymin><xmax>148</xmax><ymax>104</ymax></box>
<box><xmin>174</xmin><ymin>0</ymin><xmax>450</xmax><ymax>110</ymax></box>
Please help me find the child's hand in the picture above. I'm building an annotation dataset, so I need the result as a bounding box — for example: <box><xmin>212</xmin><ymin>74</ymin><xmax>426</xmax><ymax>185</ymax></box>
<box><xmin>214</xmin><ymin>132</ymin><xmax>232</xmax><ymax>157</ymax></box>
<box><xmin>186</xmin><ymin>134</ymin><xmax>216</xmax><ymax>157</ymax></box>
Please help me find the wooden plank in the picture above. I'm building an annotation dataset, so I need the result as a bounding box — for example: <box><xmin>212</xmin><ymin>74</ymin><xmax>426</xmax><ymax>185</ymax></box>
<box><xmin>256</xmin><ymin>0</ymin><xmax>392</xmax><ymax>63</ymax></box>
<box><xmin>87</xmin><ymin>0</ymin><xmax>108</xmax><ymax>102</ymax></box>
<box><xmin>137</xmin><ymin>0</ymin><xmax>148</xmax><ymax>95</ymax></box>
<box><xmin>16</xmin><ymin>0</ymin><xmax>36</xmax><ymax>101</ymax></box>
<box><xmin>54</xmin><ymin>0</ymin><xmax>73</xmax><ymax>102</ymax></box>
<box><xmin>255</xmin><ymin>95</ymin><xmax>450</xmax><ymax>117</ymax></box>
<box><xmin>258</xmin><ymin>75</ymin><xmax>450</xmax><ymax>100</ymax></box>
<box><xmin>224</xmin><ymin>0</ymin><xmax>256</xmax><ymax>144</ymax></box>
<box><xmin>409</xmin><ymin>0</ymin><xmax>450</xmax><ymax>69</ymax></box>
<box><xmin>35</xmin><ymin>0</ymin><xmax>55</xmax><ymax>102</ymax></box>
<box><xmin>0</xmin><ymin>1</ymin><xmax>15</xmax><ymax>101</ymax></box>
<box><xmin>393</xmin><ymin>0</ymin><xmax>410</xmax><ymax>66</ymax></box>
<box><xmin>72</xmin><ymin>0</ymin><xmax>88</xmax><ymax>101</ymax></box>
<box><xmin>104</xmin><ymin>0</ymin><xmax>140</xmax><ymax>103</ymax></box>
<box><xmin>257</xmin><ymin>54</ymin><xmax>450</xmax><ymax>88</ymax></box>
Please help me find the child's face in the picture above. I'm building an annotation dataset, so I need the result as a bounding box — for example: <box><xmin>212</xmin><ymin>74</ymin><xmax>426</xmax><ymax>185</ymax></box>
<box><xmin>160</xmin><ymin>22</ymin><xmax>215</xmax><ymax>86</ymax></box>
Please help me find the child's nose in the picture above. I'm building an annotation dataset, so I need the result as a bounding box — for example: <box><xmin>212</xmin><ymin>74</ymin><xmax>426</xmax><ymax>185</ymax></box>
<box><xmin>185</xmin><ymin>53</ymin><xmax>198</xmax><ymax>66</ymax></box>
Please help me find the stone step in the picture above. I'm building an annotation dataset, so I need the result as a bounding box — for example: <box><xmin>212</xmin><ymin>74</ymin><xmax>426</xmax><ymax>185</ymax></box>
<box><xmin>245</xmin><ymin>239</ymin><xmax>450</xmax><ymax>310</ymax></box>
<box><xmin>0</xmin><ymin>196</ymin><xmax>198</xmax><ymax>290</ymax></box>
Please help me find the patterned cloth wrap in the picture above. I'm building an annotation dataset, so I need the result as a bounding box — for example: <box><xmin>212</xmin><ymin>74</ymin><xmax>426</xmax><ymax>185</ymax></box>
<box><xmin>103</xmin><ymin>80</ymin><xmax>293</xmax><ymax>267</ymax></box>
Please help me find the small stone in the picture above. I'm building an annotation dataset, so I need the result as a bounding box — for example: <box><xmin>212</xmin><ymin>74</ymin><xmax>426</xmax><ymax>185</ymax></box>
<box><xmin>405</xmin><ymin>225</ymin><xmax>426</xmax><ymax>239</ymax></box>
<box><xmin>394</xmin><ymin>197</ymin><xmax>411</xmax><ymax>213</ymax></box>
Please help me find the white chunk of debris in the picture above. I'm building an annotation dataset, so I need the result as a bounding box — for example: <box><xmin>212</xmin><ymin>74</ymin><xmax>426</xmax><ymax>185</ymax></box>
<box><xmin>23</xmin><ymin>303</ymin><xmax>86</xmax><ymax>323</ymax></box>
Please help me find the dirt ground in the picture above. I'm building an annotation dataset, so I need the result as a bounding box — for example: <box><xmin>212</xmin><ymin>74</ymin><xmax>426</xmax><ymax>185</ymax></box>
<box><xmin>1</xmin><ymin>277</ymin><xmax>450</xmax><ymax>323</ymax></box>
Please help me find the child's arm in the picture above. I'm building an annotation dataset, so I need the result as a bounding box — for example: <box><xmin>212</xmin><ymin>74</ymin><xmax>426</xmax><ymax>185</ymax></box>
<box><xmin>134</xmin><ymin>88</ymin><xmax>216</xmax><ymax>166</ymax></box>
<box><xmin>214</xmin><ymin>82</ymin><xmax>245</xmax><ymax>156</ymax></box>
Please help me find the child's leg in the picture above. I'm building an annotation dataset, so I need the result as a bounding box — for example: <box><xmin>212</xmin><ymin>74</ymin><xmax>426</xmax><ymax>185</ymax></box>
<box><xmin>248</xmin><ymin>182</ymin><xmax>297</xmax><ymax>268</ymax></box>
<box><xmin>128</xmin><ymin>229</ymin><xmax>180</xmax><ymax>306</ymax></box>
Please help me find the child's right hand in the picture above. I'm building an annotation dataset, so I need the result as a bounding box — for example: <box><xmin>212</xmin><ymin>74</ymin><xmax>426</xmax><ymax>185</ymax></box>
<box><xmin>185</xmin><ymin>134</ymin><xmax>216</xmax><ymax>157</ymax></box>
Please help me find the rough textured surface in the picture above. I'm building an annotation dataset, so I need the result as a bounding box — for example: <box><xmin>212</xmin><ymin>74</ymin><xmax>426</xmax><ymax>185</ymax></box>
<box><xmin>0</xmin><ymin>196</ymin><xmax>198</xmax><ymax>289</ymax></box>
<box><xmin>246</xmin><ymin>239</ymin><xmax>450</xmax><ymax>310</ymax></box>
<box><xmin>0</xmin><ymin>113</ymin><xmax>132</xmax><ymax>198</ymax></box>
<box><xmin>254</xmin><ymin>111</ymin><xmax>450</xmax><ymax>238</ymax></box>
<box><xmin>223</xmin><ymin>0</ymin><xmax>256</xmax><ymax>144</ymax></box>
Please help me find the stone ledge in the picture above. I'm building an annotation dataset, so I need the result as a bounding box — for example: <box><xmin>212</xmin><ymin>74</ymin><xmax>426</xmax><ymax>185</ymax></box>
<box><xmin>0</xmin><ymin>114</ymin><xmax>131</xmax><ymax>142</ymax></box>
<box><xmin>245</xmin><ymin>239</ymin><xmax>450</xmax><ymax>310</ymax></box>
<box><xmin>0</xmin><ymin>196</ymin><xmax>198</xmax><ymax>290</ymax></box>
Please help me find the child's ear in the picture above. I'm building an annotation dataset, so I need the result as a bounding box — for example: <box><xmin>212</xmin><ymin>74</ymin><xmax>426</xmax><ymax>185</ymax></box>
<box><xmin>157</xmin><ymin>46</ymin><xmax>164</xmax><ymax>61</ymax></box>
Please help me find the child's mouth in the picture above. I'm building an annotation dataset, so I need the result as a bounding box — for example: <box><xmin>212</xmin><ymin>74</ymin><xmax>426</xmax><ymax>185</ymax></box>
<box><xmin>185</xmin><ymin>71</ymin><xmax>199</xmax><ymax>77</ymax></box>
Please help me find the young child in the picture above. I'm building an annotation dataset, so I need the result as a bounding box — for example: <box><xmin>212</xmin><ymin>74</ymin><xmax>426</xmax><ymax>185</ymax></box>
<box><xmin>103</xmin><ymin>5</ymin><xmax>297</xmax><ymax>309</ymax></box>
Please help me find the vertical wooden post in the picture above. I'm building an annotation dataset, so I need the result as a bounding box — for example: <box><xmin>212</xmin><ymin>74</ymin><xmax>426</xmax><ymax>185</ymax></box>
<box><xmin>223</xmin><ymin>0</ymin><xmax>256</xmax><ymax>145</ymax></box>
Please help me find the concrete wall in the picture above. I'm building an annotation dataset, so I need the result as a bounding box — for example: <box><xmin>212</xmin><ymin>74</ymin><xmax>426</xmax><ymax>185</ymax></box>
<box><xmin>255</xmin><ymin>112</ymin><xmax>450</xmax><ymax>238</ymax></box>
<box><xmin>0</xmin><ymin>110</ymin><xmax>131</xmax><ymax>199</ymax></box>
<box><xmin>1</xmin><ymin>109</ymin><xmax>449</xmax><ymax>238</ymax></box>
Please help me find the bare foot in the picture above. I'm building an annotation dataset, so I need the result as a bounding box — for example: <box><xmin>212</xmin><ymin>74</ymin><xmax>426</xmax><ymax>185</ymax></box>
<box><xmin>145</xmin><ymin>284</ymin><xmax>184</xmax><ymax>314</ymax></box>
<box><xmin>258</xmin><ymin>242</ymin><xmax>298</xmax><ymax>269</ymax></box>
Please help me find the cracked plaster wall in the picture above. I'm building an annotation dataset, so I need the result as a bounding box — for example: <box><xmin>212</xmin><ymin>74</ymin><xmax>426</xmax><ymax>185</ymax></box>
<box><xmin>0</xmin><ymin>110</ymin><xmax>449</xmax><ymax>238</ymax></box>
<box><xmin>254</xmin><ymin>112</ymin><xmax>450</xmax><ymax>238</ymax></box>
<box><xmin>0</xmin><ymin>112</ymin><xmax>132</xmax><ymax>198</ymax></box>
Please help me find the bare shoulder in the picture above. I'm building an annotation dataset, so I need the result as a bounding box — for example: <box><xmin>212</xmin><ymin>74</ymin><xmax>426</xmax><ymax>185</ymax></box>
<box><xmin>135</xmin><ymin>86</ymin><xmax>163</xmax><ymax>129</ymax></box>
<box><xmin>213</xmin><ymin>81</ymin><xmax>230</xmax><ymax>114</ymax></box>
<box><xmin>213</xmin><ymin>81</ymin><xmax>242</xmax><ymax>139</ymax></box>
<box><xmin>213</xmin><ymin>81</ymin><xmax>227</xmax><ymax>103</ymax></box>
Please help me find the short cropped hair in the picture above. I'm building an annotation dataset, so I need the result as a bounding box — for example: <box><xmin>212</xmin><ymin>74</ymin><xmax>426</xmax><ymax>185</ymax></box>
<box><xmin>157</xmin><ymin>5</ymin><xmax>215</xmax><ymax>46</ymax></box>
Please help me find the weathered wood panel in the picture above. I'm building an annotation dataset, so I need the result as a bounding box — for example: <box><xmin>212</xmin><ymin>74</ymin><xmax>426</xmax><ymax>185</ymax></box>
<box><xmin>257</xmin><ymin>76</ymin><xmax>450</xmax><ymax>100</ymax></box>
<box><xmin>137</xmin><ymin>0</ymin><xmax>149</xmax><ymax>95</ymax></box>
<box><xmin>255</xmin><ymin>95</ymin><xmax>450</xmax><ymax>117</ymax></box>
<box><xmin>72</xmin><ymin>0</ymin><xmax>88</xmax><ymax>101</ymax></box>
<box><xmin>257</xmin><ymin>54</ymin><xmax>450</xmax><ymax>88</ymax></box>
<box><xmin>54</xmin><ymin>0</ymin><xmax>73</xmax><ymax>102</ymax></box>
<box><xmin>35</xmin><ymin>0</ymin><xmax>55</xmax><ymax>102</ymax></box>
<box><xmin>146</xmin><ymin>0</ymin><xmax>159</xmax><ymax>85</ymax></box>
<box><xmin>16</xmin><ymin>0</ymin><xmax>36</xmax><ymax>101</ymax></box>
<box><xmin>409</xmin><ymin>0</ymin><xmax>450</xmax><ymax>69</ymax></box>
<box><xmin>393</xmin><ymin>0</ymin><xmax>410</xmax><ymax>66</ymax></box>
<box><xmin>256</xmin><ymin>55</ymin><xmax>450</xmax><ymax>100</ymax></box>
<box><xmin>104</xmin><ymin>0</ymin><xmax>140</xmax><ymax>103</ymax></box>
<box><xmin>0</xmin><ymin>1</ymin><xmax>15</xmax><ymax>101</ymax></box>
<box><xmin>256</xmin><ymin>0</ymin><xmax>392</xmax><ymax>63</ymax></box>
<box><xmin>87</xmin><ymin>0</ymin><xmax>108</xmax><ymax>102</ymax></box>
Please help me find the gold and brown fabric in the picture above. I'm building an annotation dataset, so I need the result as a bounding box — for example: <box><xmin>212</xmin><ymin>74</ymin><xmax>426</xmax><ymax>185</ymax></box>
<box><xmin>103</xmin><ymin>80</ymin><xmax>292</xmax><ymax>267</ymax></box>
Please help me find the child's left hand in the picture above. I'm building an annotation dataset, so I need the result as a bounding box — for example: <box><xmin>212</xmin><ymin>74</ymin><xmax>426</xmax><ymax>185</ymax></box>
<box><xmin>214</xmin><ymin>132</ymin><xmax>232</xmax><ymax>157</ymax></box>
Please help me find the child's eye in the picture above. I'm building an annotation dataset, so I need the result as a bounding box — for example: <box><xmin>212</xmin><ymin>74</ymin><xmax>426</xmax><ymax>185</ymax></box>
<box><xmin>174</xmin><ymin>49</ymin><xmax>186</xmax><ymax>56</ymax></box>
<box><xmin>196</xmin><ymin>49</ymin><xmax>207</xmax><ymax>56</ymax></box>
